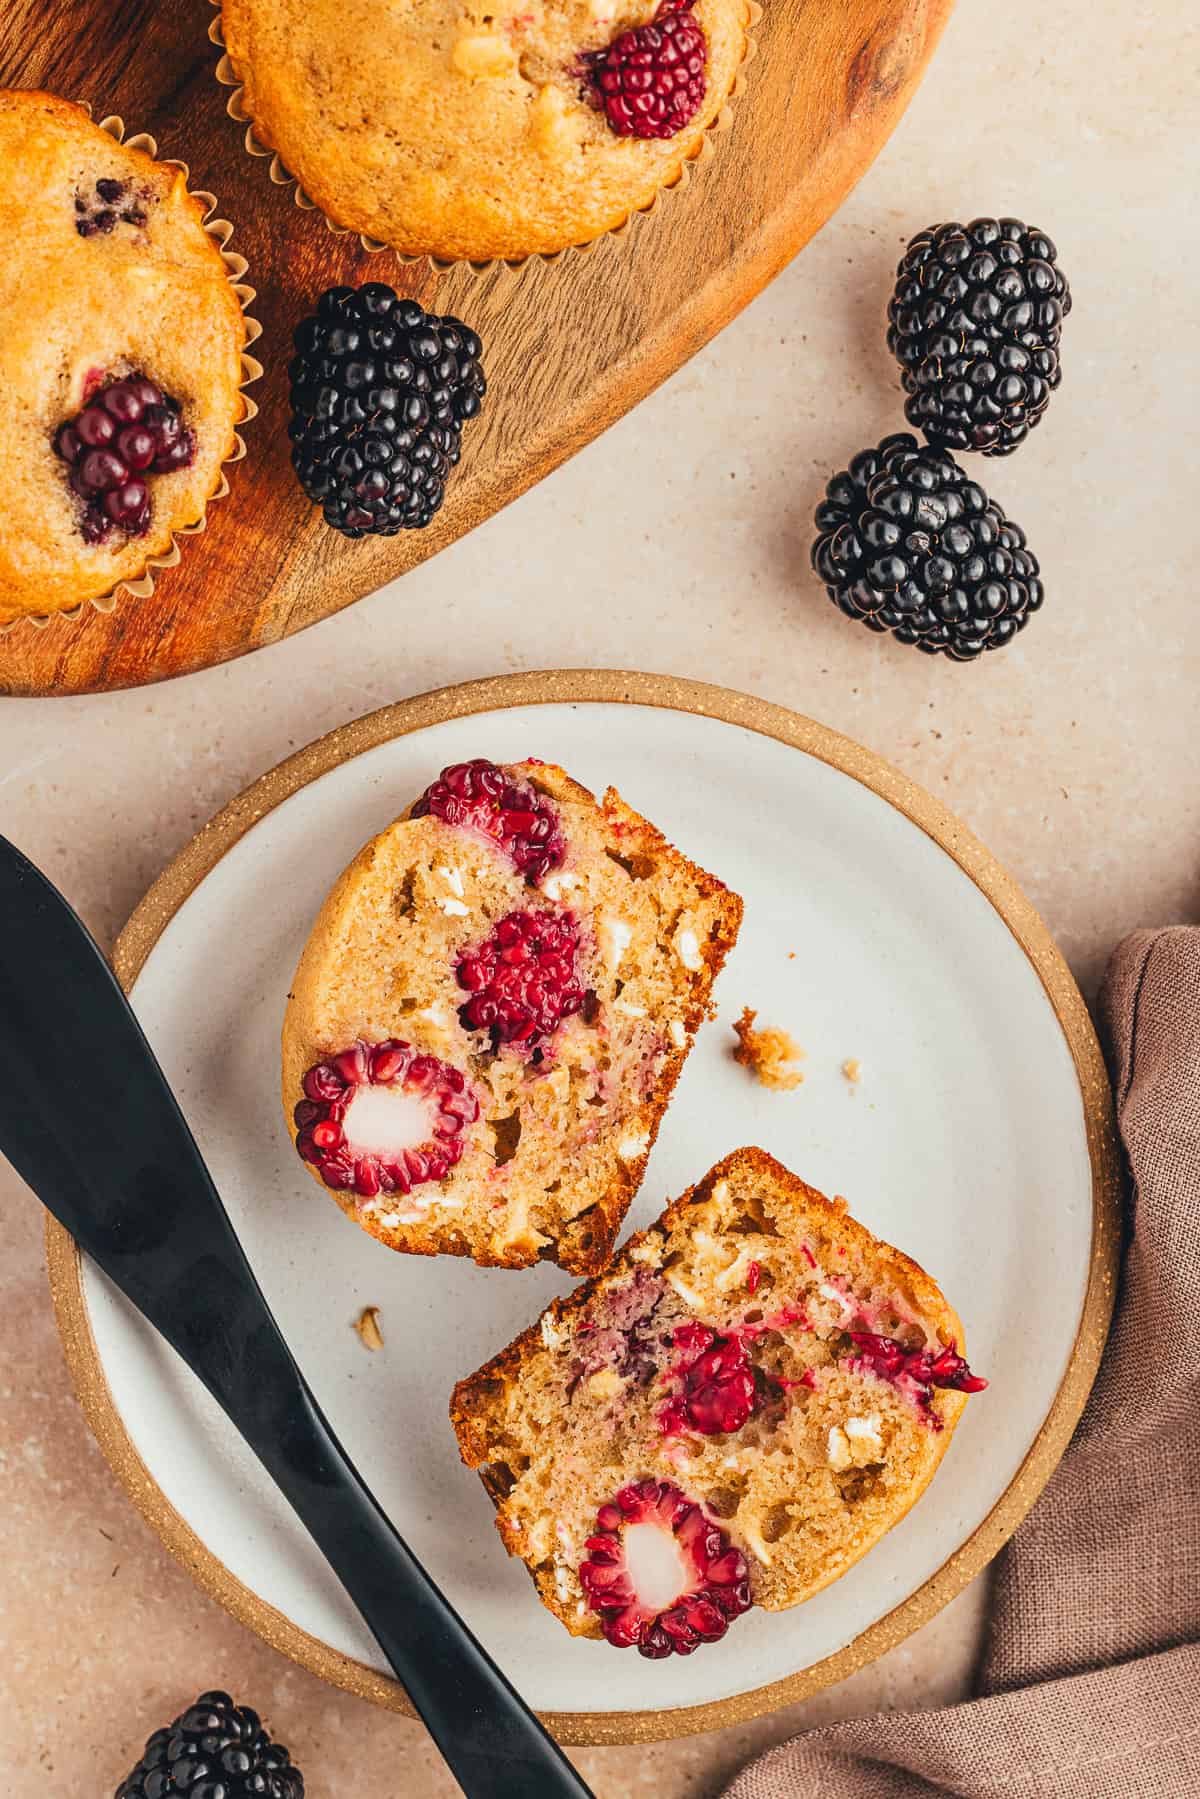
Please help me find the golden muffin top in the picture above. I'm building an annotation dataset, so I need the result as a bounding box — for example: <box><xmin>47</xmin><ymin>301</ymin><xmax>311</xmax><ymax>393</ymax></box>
<box><xmin>0</xmin><ymin>91</ymin><xmax>246</xmax><ymax>626</ymax></box>
<box><xmin>222</xmin><ymin>0</ymin><xmax>749</xmax><ymax>261</ymax></box>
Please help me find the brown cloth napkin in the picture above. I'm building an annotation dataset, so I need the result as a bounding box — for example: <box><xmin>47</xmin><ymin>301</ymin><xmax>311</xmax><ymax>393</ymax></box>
<box><xmin>724</xmin><ymin>925</ymin><xmax>1200</xmax><ymax>1798</ymax></box>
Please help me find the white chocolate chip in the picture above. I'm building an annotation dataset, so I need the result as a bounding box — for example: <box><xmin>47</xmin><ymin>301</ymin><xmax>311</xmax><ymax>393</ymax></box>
<box><xmin>542</xmin><ymin>1065</ymin><xmax>570</xmax><ymax>1102</ymax></box>
<box><xmin>618</xmin><ymin>1132</ymin><xmax>649</xmax><ymax>1161</ymax></box>
<box><xmin>437</xmin><ymin>896</ymin><xmax>470</xmax><ymax>918</ymax></box>
<box><xmin>540</xmin><ymin>1314</ymin><xmax>569</xmax><ymax>1350</ymax></box>
<box><xmin>497</xmin><ymin>1192</ymin><xmax>551</xmax><ymax>1254</ymax></box>
<box><xmin>554</xmin><ymin>1564</ymin><xmax>574</xmax><ymax>1602</ymax></box>
<box><xmin>716</xmin><ymin>1245</ymin><xmax>758</xmax><ymax>1291</ymax></box>
<box><xmin>452</xmin><ymin>32</ymin><xmax>517</xmax><ymax>75</ymax></box>
<box><xmin>598</xmin><ymin>914</ymin><xmax>634</xmax><ymax>970</ymax></box>
<box><xmin>629</xmin><ymin>1236</ymin><xmax>664</xmax><ymax>1268</ymax></box>
<box><xmin>667</xmin><ymin>1019</ymin><xmax>687</xmax><ymax>1048</ymax></box>
<box><xmin>844</xmin><ymin>1413</ymin><xmax>884</xmax><ymax>1458</ymax></box>
<box><xmin>665</xmin><ymin>1271</ymin><xmax>705</xmax><ymax>1308</ymax></box>
<box><xmin>436</xmin><ymin>865</ymin><xmax>465</xmax><ymax>897</ymax></box>
<box><xmin>527</xmin><ymin>1514</ymin><xmax>554</xmax><ymax>1560</ymax></box>
<box><xmin>587</xmin><ymin>1369</ymin><xmax>624</xmax><ymax>1400</ymax></box>
<box><xmin>615</xmin><ymin>999</ymin><xmax>648</xmax><ymax>1018</ymax></box>
<box><xmin>530</xmin><ymin>83</ymin><xmax>583</xmax><ymax>157</ymax></box>
<box><xmin>541</xmin><ymin>870</ymin><xmax>581</xmax><ymax>901</ymax></box>
<box><xmin>374</xmin><ymin>1204</ymin><xmax>429</xmax><ymax>1228</ymax></box>
<box><xmin>819</xmin><ymin>1282</ymin><xmax>854</xmax><ymax>1321</ymax></box>
<box><xmin>712</xmin><ymin>1180</ymin><xmax>730</xmax><ymax>1205</ymax></box>
<box><xmin>676</xmin><ymin>929</ymin><xmax>702</xmax><ymax>972</ymax></box>
<box><xmin>740</xmin><ymin>1521</ymin><xmax>774</xmax><ymax>1567</ymax></box>
<box><xmin>826</xmin><ymin>1425</ymin><xmax>852</xmax><ymax>1473</ymax></box>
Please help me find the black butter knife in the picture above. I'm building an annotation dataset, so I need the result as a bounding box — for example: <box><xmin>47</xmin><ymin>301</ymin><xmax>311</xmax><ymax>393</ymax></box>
<box><xmin>0</xmin><ymin>837</ymin><xmax>595</xmax><ymax>1799</ymax></box>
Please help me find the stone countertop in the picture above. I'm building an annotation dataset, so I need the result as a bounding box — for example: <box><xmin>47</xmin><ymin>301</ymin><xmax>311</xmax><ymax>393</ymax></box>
<box><xmin>1</xmin><ymin>0</ymin><xmax>1195</xmax><ymax>1789</ymax></box>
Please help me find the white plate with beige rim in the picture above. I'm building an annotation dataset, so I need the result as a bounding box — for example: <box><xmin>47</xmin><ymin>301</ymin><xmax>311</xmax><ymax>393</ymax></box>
<box><xmin>48</xmin><ymin>671</ymin><xmax>1119</xmax><ymax>1745</ymax></box>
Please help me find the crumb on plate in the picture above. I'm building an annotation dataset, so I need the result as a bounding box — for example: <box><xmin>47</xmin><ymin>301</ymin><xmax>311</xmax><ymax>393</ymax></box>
<box><xmin>842</xmin><ymin>1057</ymin><xmax>863</xmax><ymax>1084</ymax></box>
<box><xmin>354</xmin><ymin>1305</ymin><xmax>385</xmax><ymax>1351</ymax></box>
<box><xmin>732</xmin><ymin>1006</ymin><xmax>805</xmax><ymax>1091</ymax></box>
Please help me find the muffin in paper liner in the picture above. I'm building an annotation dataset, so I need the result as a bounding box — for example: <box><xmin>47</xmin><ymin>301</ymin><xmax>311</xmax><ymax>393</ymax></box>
<box><xmin>208</xmin><ymin>0</ymin><xmax>759</xmax><ymax>272</ymax></box>
<box><xmin>0</xmin><ymin>104</ymin><xmax>262</xmax><ymax>636</ymax></box>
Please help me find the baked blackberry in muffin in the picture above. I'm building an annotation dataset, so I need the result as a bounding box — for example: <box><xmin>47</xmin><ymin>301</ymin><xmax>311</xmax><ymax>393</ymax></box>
<box><xmin>452</xmin><ymin>1150</ymin><xmax>985</xmax><ymax>1655</ymax></box>
<box><xmin>0</xmin><ymin>90</ymin><xmax>246</xmax><ymax>626</ymax></box>
<box><xmin>282</xmin><ymin>757</ymin><xmax>741</xmax><ymax>1274</ymax></box>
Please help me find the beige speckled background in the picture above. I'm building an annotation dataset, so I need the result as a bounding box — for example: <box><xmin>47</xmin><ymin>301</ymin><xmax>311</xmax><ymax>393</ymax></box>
<box><xmin>1</xmin><ymin>0</ymin><xmax>1196</xmax><ymax>1790</ymax></box>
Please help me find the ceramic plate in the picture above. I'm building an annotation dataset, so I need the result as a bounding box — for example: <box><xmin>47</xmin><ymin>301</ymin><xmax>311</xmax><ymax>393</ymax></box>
<box><xmin>48</xmin><ymin>673</ymin><xmax>1118</xmax><ymax>1743</ymax></box>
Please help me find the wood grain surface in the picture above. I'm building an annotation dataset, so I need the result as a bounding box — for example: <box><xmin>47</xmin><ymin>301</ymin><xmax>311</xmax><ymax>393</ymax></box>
<box><xmin>0</xmin><ymin>0</ymin><xmax>952</xmax><ymax>696</ymax></box>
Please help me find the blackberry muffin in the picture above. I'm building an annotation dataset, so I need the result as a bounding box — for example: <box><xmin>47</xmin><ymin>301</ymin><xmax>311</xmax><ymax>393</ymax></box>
<box><xmin>452</xmin><ymin>1149</ymin><xmax>986</xmax><ymax>1656</ymax></box>
<box><xmin>219</xmin><ymin>0</ymin><xmax>750</xmax><ymax>261</ymax></box>
<box><xmin>0</xmin><ymin>91</ymin><xmax>247</xmax><ymax>627</ymax></box>
<box><xmin>282</xmin><ymin>757</ymin><xmax>742</xmax><ymax>1274</ymax></box>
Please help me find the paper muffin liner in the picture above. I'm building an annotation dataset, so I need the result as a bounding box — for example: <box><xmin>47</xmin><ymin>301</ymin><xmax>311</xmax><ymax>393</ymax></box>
<box><xmin>2</xmin><ymin>110</ymin><xmax>263</xmax><ymax>636</ymax></box>
<box><xmin>208</xmin><ymin>0</ymin><xmax>760</xmax><ymax>274</ymax></box>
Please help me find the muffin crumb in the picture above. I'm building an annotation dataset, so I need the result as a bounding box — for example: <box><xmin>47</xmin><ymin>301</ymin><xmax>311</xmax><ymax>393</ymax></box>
<box><xmin>732</xmin><ymin>1006</ymin><xmax>805</xmax><ymax>1091</ymax></box>
<box><xmin>354</xmin><ymin>1305</ymin><xmax>385</xmax><ymax>1351</ymax></box>
<box><xmin>843</xmin><ymin>1057</ymin><xmax>863</xmax><ymax>1085</ymax></box>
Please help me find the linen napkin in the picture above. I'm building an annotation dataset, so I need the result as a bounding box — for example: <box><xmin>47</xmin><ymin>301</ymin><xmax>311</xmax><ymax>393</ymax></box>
<box><xmin>724</xmin><ymin>925</ymin><xmax>1200</xmax><ymax>1798</ymax></box>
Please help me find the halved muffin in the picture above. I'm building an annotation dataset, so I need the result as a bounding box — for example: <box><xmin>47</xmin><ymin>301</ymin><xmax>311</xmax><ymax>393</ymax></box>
<box><xmin>451</xmin><ymin>1149</ymin><xmax>986</xmax><ymax>1655</ymax></box>
<box><xmin>282</xmin><ymin>757</ymin><xmax>742</xmax><ymax>1273</ymax></box>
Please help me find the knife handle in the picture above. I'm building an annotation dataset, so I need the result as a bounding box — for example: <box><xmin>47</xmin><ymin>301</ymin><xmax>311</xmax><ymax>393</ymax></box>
<box><xmin>113</xmin><ymin>1218</ymin><xmax>595</xmax><ymax>1799</ymax></box>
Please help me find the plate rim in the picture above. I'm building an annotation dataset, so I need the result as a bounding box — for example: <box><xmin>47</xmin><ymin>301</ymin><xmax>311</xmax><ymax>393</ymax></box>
<box><xmin>45</xmin><ymin>668</ymin><xmax>1121</xmax><ymax>1746</ymax></box>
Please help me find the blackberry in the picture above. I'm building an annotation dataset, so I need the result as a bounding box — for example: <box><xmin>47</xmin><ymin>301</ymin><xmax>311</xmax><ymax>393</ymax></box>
<box><xmin>114</xmin><ymin>1690</ymin><xmax>303</xmax><ymax>1798</ymax></box>
<box><xmin>585</xmin><ymin>0</ymin><xmax>708</xmax><ymax>139</ymax></box>
<box><xmin>288</xmin><ymin>283</ymin><xmax>486</xmax><ymax>537</ymax></box>
<box><xmin>887</xmin><ymin>218</ymin><xmax>1071</xmax><ymax>456</ymax></box>
<box><xmin>75</xmin><ymin>177</ymin><xmax>150</xmax><ymax>235</ymax></box>
<box><xmin>811</xmin><ymin>433</ymin><xmax>1043</xmax><ymax>660</ymax></box>
<box><xmin>54</xmin><ymin>374</ymin><xmax>195</xmax><ymax>544</ymax></box>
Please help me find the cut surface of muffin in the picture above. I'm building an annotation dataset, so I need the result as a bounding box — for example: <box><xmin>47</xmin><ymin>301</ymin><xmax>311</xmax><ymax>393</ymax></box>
<box><xmin>0</xmin><ymin>90</ymin><xmax>246</xmax><ymax>625</ymax></box>
<box><xmin>282</xmin><ymin>758</ymin><xmax>742</xmax><ymax>1274</ymax></box>
<box><xmin>221</xmin><ymin>0</ymin><xmax>749</xmax><ymax>261</ymax></box>
<box><xmin>451</xmin><ymin>1149</ymin><xmax>986</xmax><ymax>1656</ymax></box>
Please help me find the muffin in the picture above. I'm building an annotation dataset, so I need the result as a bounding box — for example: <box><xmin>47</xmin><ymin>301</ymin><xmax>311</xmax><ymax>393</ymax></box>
<box><xmin>452</xmin><ymin>1149</ymin><xmax>987</xmax><ymax>1657</ymax></box>
<box><xmin>282</xmin><ymin>756</ymin><xmax>742</xmax><ymax>1274</ymax></box>
<box><xmin>219</xmin><ymin>0</ymin><xmax>750</xmax><ymax>261</ymax></box>
<box><xmin>0</xmin><ymin>91</ymin><xmax>248</xmax><ymax>627</ymax></box>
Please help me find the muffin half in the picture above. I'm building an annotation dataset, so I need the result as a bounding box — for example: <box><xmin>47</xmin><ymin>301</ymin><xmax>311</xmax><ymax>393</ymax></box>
<box><xmin>282</xmin><ymin>757</ymin><xmax>742</xmax><ymax>1273</ymax></box>
<box><xmin>452</xmin><ymin>1149</ymin><xmax>986</xmax><ymax>1656</ymax></box>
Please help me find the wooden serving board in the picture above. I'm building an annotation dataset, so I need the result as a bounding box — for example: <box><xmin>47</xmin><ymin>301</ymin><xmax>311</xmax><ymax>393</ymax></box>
<box><xmin>0</xmin><ymin>0</ymin><xmax>952</xmax><ymax>697</ymax></box>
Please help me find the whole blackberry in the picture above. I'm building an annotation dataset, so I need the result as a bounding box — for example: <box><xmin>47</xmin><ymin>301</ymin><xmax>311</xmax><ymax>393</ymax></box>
<box><xmin>811</xmin><ymin>433</ymin><xmax>1043</xmax><ymax>660</ymax></box>
<box><xmin>114</xmin><ymin>1690</ymin><xmax>303</xmax><ymax>1798</ymax></box>
<box><xmin>289</xmin><ymin>283</ymin><xmax>486</xmax><ymax>537</ymax></box>
<box><xmin>887</xmin><ymin>218</ymin><xmax>1071</xmax><ymax>456</ymax></box>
